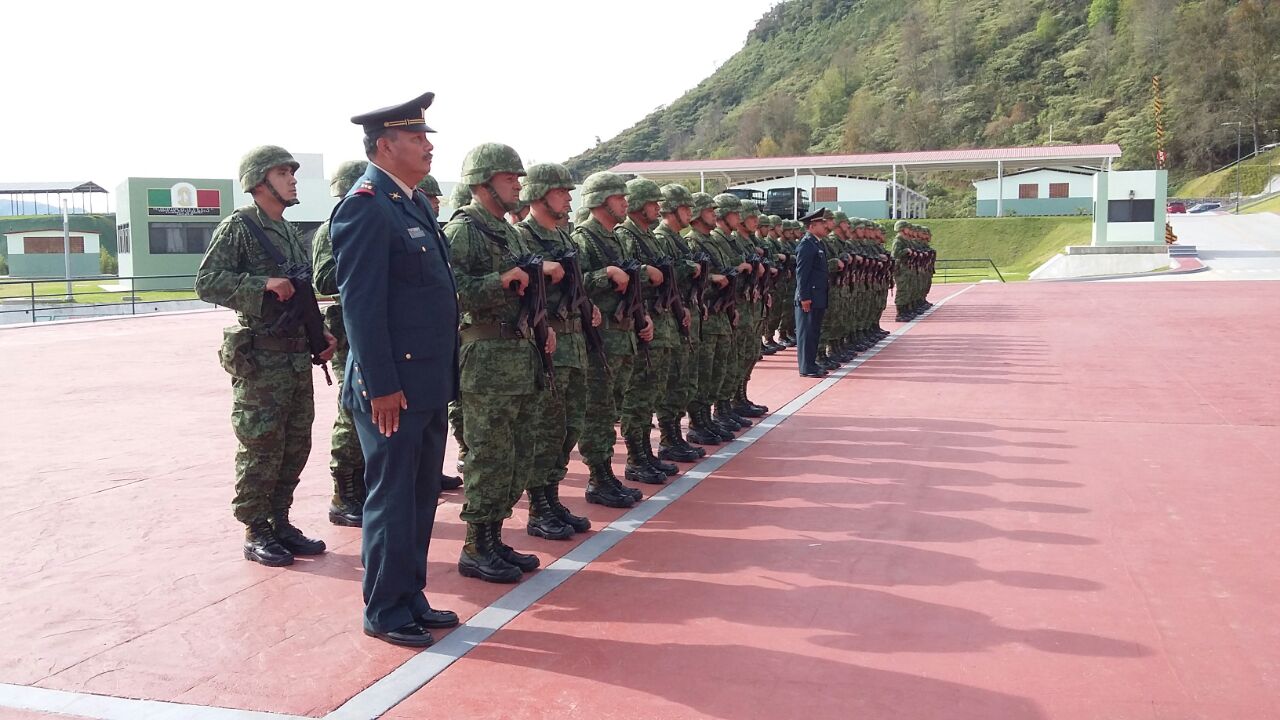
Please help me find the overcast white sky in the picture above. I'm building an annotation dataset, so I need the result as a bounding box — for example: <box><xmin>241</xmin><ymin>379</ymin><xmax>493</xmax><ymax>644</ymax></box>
<box><xmin>2</xmin><ymin>0</ymin><xmax>779</xmax><ymax>202</ymax></box>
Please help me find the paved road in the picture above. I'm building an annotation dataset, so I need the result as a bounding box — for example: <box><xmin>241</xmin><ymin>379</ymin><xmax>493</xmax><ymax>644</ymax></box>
<box><xmin>1106</xmin><ymin>212</ymin><xmax>1280</xmax><ymax>282</ymax></box>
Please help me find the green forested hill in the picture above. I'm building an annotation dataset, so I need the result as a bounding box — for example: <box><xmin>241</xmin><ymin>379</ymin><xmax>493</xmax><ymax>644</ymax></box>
<box><xmin>566</xmin><ymin>0</ymin><xmax>1278</xmax><ymax>190</ymax></box>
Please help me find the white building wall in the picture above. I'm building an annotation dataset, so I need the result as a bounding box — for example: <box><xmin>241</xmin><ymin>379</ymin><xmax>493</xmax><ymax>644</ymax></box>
<box><xmin>5</xmin><ymin>230</ymin><xmax>100</xmax><ymax>254</ymax></box>
<box><xmin>973</xmin><ymin>169</ymin><xmax>1095</xmax><ymax>200</ymax></box>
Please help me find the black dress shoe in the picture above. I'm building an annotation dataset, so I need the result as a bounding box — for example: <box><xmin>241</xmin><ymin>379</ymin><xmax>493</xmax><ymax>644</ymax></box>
<box><xmin>440</xmin><ymin>473</ymin><xmax>463</xmax><ymax>491</ymax></box>
<box><xmin>415</xmin><ymin>607</ymin><xmax>460</xmax><ymax>629</ymax></box>
<box><xmin>799</xmin><ymin>370</ymin><xmax>826</xmax><ymax>378</ymax></box>
<box><xmin>364</xmin><ymin>622</ymin><xmax>435</xmax><ymax>648</ymax></box>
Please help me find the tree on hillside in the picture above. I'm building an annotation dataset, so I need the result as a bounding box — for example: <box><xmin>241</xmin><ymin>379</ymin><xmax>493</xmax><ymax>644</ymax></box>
<box><xmin>1230</xmin><ymin>0</ymin><xmax>1280</xmax><ymax>152</ymax></box>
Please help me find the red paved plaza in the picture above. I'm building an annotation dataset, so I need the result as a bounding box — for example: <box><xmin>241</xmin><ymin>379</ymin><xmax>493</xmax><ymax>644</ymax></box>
<box><xmin>2</xmin><ymin>280</ymin><xmax>1277</xmax><ymax>719</ymax></box>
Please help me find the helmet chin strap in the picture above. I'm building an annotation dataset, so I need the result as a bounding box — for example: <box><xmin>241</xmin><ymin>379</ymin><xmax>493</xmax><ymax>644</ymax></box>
<box><xmin>265</xmin><ymin>177</ymin><xmax>299</xmax><ymax>208</ymax></box>
<box><xmin>607</xmin><ymin>201</ymin><xmax>627</xmax><ymax>223</ymax></box>
<box><xmin>539</xmin><ymin>198</ymin><xmax>569</xmax><ymax>222</ymax></box>
<box><xmin>481</xmin><ymin>182</ymin><xmax>519</xmax><ymax>213</ymax></box>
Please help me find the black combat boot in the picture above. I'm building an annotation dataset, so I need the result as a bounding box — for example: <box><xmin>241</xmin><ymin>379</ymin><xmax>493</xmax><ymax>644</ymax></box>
<box><xmin>675</xmin><ymin>414</ymin><xmax>707</xmax><ymax>456</ymax></box>
<box><xmin>526</xmin><ymin>486</ymin><xmax>576</xmax><ymax>540</ymax></box>
<box><xmin>270</xmin><ymin>510</ymin><xmax>327</xmax><ymax>555</ymax></box>
<box><xmin>738</xmin><ymin>381</ymin><xmax>768</xmax><ymax>415</ymax></box>
<box><xmin>625</xmin><ymin>436</ymin><xmax>667</xmax><ymax>484</ymax></box>
<box><xmin>658</xmin><ymin>419</ymin><xmax>702</xmax><ymax>462</ymax></box>
<box><xmin>328</xmin><ymin>466</ymin><xmax>365</xmax><ymax>527</ymax></box>
<box><xmin>723</xmin><ymin>397</ymin><xmax>753</xmax><ymax>428</ymax></box>
<box><xmin>586</xmin><ymin>462</ymin><xmax>638</xmax><ymax>508</ymax></box>
<box><xmin>489</xmin><ymin>521</ymin><xmax>539</xmax><ymax>573</ymax></box>
<box><xmin>761</xmin><ymin>341</ymin><xmax>777</xmax><ymax>356</ymax></box>
<box><xmin>440</xmin><ymin>473</ymin><xmax>463</xmax><ymax>491</ymax></box>
<box><xmin>243</xmin><ymin>519</ymin><xmax>294</xmax><ymax>567</ymax></box>
<box><xmin>895</xmin><ymin>311</ymin><xmax>911</xmax><ymax>322</ymax></box>
<box><xmin>546</xmin><ymin>481</ymin><xmax>591</xmax><ymax>533</ymax></box>
<box><xmin>644</xmin><ymin>432</ymin><xmax>680</xmax><ymax>475</ymax></box>
<box><xmin>686</xmin><ymin>406</ymin><xmax>723</xmax><ymax>446</ymax></box>
<box><xmin>705</xmin><ymin>405</ymin><xmax>736</xmax><ymax>441</ymax></box>
<box><xmin>712</xmin><ymin>401</ymin><xmax>743</xmax><ymax>433</ymax></box>
<box><xmin>781</xmin><ymin>333</ymin><xmax>797</xmax><ymax>347</ymax></box>
<box><xmin>458</xmin><ymin>522</ymin><xmax>522</xmax><ymax>583</ymax></box>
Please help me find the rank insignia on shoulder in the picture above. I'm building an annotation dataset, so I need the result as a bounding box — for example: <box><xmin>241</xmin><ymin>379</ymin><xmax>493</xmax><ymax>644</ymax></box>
<box><xmin>389</xmin><ymin>191</ymin><xmax>402</xmax><ymax>200</ymax></box>
<box><xmin>355</xmin><ymin>180</ymin><xmax>375</xmax><ymax>197</ymax></box>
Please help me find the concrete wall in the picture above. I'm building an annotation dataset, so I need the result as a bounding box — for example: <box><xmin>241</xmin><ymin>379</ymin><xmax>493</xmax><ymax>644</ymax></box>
<box><xmin>977</xmin><ymin>198</ymin><xmax>1092</xmax><ymax>217</ymax></box>
<box><xmin>4</xmin><ymin>230</ymin><xmax>101</xmax><ymax>278</ymax></box>
<box><xmin>974</xmin><ymin>169</ymin><xmax>1095</xmax><ymax>217</ymax></box>
<box><xmin>117</xmin><ymin>177</ymin><xmax>234</xmax><ymax>290</ymax></box>
<box><xmin>1091</xmin><ymin>170</ymin><xmax>1168</xmax><ymax>246</ymax></box>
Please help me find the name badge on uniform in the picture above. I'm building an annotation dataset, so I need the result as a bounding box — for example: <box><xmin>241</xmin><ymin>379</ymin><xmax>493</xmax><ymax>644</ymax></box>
<box><xmin>408</xmin><ymin>227</ymin><xmax>426</xmax><ymax>238</ymax></box>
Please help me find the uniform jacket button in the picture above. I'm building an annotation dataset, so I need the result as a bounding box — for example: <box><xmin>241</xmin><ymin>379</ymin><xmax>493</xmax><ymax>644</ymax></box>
<box><xmin>404</xmin><ymin>353</ymin><xmax>412</xmax><ymax>359</ymax></box>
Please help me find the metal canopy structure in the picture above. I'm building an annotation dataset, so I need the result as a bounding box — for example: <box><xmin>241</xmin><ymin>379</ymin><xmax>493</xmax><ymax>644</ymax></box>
<box><xmin>0</xmin><ymin>181</ymin><xmax>109</xmax><ymax>215</ymax></box>
<box><xmin>610</xmin><ymin>144</ymin><xmax>1124</xmax><ymax>218</ymax></box>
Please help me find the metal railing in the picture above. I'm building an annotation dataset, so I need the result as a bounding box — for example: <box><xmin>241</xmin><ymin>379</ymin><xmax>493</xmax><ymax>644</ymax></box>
<box><xmin>0</xmin><ymin>274</ymin><xmax>201</xmax><ymax>323</ymax></box>
<box><xmin>934</xmin><ymin>259</ymin><xmax>1005</xmax><ymax>283</ymax></box>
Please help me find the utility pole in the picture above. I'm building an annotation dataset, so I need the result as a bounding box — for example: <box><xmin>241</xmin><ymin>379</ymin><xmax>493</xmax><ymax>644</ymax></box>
<box><xmin>1153</xmin><ymin>76</ymin><xmax>1166</xmax><ymax>169</ymax></box>
<box><xmin>1222</xmin><ymin>121</ymin><xmax>1242</xmax><ymax>214</ymax></box>
<box><xmin>62</xmin><ymin>199</ymin><xmax>74</xmax><ymax>301</ymax></box>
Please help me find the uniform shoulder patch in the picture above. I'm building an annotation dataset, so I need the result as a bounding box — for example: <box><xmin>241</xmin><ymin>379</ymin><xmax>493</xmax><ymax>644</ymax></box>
<box><xmin>354</xmin><ymin>180</ymin><xmax>375</xmax><ymax>197</ymax></box>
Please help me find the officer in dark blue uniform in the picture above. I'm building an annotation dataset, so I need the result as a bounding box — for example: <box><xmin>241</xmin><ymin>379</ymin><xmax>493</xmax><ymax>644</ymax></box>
<box><xmin>331</xmin><ymin>92</ymin><xmax>460</xmax><ymax>648</ymax></box>
<box><xmin>795</xmin><ymin>208</ymin><xmax>832</xmax><ymax>378</ymax></box>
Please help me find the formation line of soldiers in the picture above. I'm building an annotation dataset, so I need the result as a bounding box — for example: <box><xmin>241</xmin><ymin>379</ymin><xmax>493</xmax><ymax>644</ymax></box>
<box><xmin>193</xmin><ymin>91</ymin><xmax>936</xmax><ymax>648</ymax></box>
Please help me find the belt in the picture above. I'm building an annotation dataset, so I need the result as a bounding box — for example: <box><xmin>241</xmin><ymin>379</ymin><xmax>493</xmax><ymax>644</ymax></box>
<box><xmin>459</xmin><ymin>323</ymin><xmax>524</xmax><ymax>344</ymax></box>
<box><xmin>549</xmin><ymin>316</ymin><xmax>580</xmax><ymax>334</ymax></box>
<box><xmin>600</xmin><ymin>315</ymin><xmax>634</xmax><ymax>331</ymax></box>
<box><xmin>252</xmin><ymin>334</ymin><xmax>308</xmax><ymax>353</ymax></box>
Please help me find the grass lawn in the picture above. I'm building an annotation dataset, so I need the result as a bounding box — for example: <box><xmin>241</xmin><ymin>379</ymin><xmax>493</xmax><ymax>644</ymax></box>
<box><xmin>0</xmin><ymin>279</ymin><xmax>198</xmax><ymax>304</ymax></box>
<box><xmin>923</xmin><ymin>216</ymin><xmax>1093</xmax><ymax>282</ymax></box>
<box><xmin>1176</xmin><ymin>148</ymin><xmax>1280</xmax><ymax>198</ymax></box>
<box><xmin>1243</xmin><ymin>194</ymin><xmax>1280</xmax><ymax>214</ymax></box>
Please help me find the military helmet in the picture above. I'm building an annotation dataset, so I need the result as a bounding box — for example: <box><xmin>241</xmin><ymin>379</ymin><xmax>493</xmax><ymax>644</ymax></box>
<box><xmin>690</xmin><ymin>192</ymin><xmax>716</xmax><ymax>215</ymax></box>
<box><xmin>449</xmin><ymin>184</ymin><xmax>472</xmax><ymax>209</ymax></box>
<box><xmin>740</xmin><ymin>200</ymin><xmax>761</xmax><ymax>219</ymax></box>
<box><xmin>580</xmin><ymin>171</ymin><xmax>628</xmax><ymax>209</ymax></box>
<box><xmin>713</xmin><ymin>193</ymin><xmax>743</xmax><ymax>218</ymax></box>
<box><xmin>417</xmin><ymin>173</ymin><xmax>442</xmax><ymax>197</ymax></box>
<box><xmin>832</xmin><ymin>211</ymin><xmax>849</xmax><ymax>225</ymax></box>
<box><xmin>894</xmin><ymin>219</ymin><xmax>910</xmax><ymax>231</ymax></box>
<box><xmin>769</xmin><ymin>214</ymin><xmax>784</xmax><ymax>227</ymax></box>
<box><xmin>330</xmin><ymin>160</ymin><xmax>368</xmax><ymax>198</ymax></box>
<box><xmin>460</xmin><ymin>142</ymin><xmax>526</xmax><ymax>186</ymax></box>
<box><xmin>520</xmin><ymin>162</ymin><xmax>576</xmax><ymax>203</ymax></box>
<box><xmin>658</xmin><ymin>184</ymin><xmax>694</xmax><ymax>214</ymax></box>
<box><xmin>756</xmin><ymin>214</ymin><xmax>773</xmax><ymax>228</ymax></box>
<box><xmin>239</xmin><ymin>145</ymin><xmax>299</xmax><ymax>192</ymax></box>
<box><xmin>625</xmin><ymin>178</ymin><xmax>663</xmax><ymax>213</ymax></box>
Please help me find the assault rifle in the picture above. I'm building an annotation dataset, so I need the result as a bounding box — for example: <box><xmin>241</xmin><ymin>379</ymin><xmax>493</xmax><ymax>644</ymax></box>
<box><xmin>616</xmin><ymin>259</ymin><xmax>650</xmax><ymax>368</ymax></box>
<box><xmin>511</xmin><ymin>254</ymin><xmax>556</xmax><ymax>396</ymax></box>
<box><xmin>552</xmin><ymin>248</ymin><xmax>608</xmax><ymax>371</ymax></box>
<box><xmin>688</xmin><ymin>251</ymin><xmax>712</xmax><ymax>340</ymax></box>
<box><xmin>710</xmin><ymin>266</ymin><xmax>740</xmax><ymax>328</ymax></box>
<box><xmin>237</xmin><ymin>212</ymin><xmax>332</xmax><ymax>386</ymax></box>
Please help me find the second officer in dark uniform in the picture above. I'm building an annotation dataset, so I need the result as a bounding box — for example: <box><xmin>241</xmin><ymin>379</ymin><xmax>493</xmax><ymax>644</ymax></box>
<box><xmin>331</xmin><ymin>92</ymin><xmax>459</xmax><ymax>648</ymax></box>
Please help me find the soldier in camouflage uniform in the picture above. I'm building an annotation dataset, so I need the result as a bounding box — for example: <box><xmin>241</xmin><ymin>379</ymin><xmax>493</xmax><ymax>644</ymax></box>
<box><xmin>709</xmin><ymin>194</ymin><xmax>756</xmax><ymax>431</ymax></box>
<box><xmin>573</xmin><ymin>172</ymin><xmax>655</xmax><ymax>505</ymax></box>
<box><xmin>196</xmin><ymin>145</ymin><xmax>334</xmax><ymax>566</ymax></box>
<box><xmin>684</xmin><ymin>192</ymin><xmax>742</xmax><ymax>446</ymax></box>
<box><xmin>445</xmin><ymin>185</ymin><xmax>470</xmax><ymax>474</ymax></box>
<box><xmin>616</xmin><ymin>178</ymin><xmax>683</xmax><ymax>482</ymax></box>
<box><xmin>776</xmin><ymin>219</ymin><xmax>800</xmax><ymax>346</ymax></box>
<box><xmin>650</xmin><ymin>183</ymin><xmax>705</xmax><ymax>464</ymax></box>
<box><xmin>445</xmin><ymin>143</ymin><xmax>556</xmax><ymax>584</ymax></box>
<box><xmin>513</xmin><ymin>163</ymin><xmax>597</xmax><ymax>539</ymax></box>
<box><xmin>892</xmin><ymin>220</ymin><xmax>918</xmax><ymax>321</ymax></box>
<box><xmin>919</xmin><ymin>225</ymin><xmax>936</xmax><ymax>311</ymax></box>
<box><xmin>312</xmin><ymin>160</ymin><xmax>369</xmax><ymax>527</ymax></box>
<box><xmin>734</xmin><ymin>201</ymin><xmax>772</xmax><ymax>418</ymax></box>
